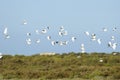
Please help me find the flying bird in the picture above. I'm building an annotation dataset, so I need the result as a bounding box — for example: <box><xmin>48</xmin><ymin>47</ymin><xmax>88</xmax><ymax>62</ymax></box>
<box><xmin>112</xmin><ymin>43</ymin><xmax>117</xmax><ymax>50</ymax></box>
<box><xmin>0</xmin><ymin>53</ymin><xmax>2</xmax><ymax>59</ymax></box>
<box><xmin>108</xmin><ymin>41</ymin><xmax>112</xmax><ymax>47</ymax></box>
<box><xmin>3</xmin><ymin>27</ymin><xmax>10</xmax><ymax>39</ymax></box>
<box><xmin>26</xmin><ymin>32</ymin><xmax>31</xmax><ymax>36</ymax></box>
<box><xmin>81</xmin><ymin>44</ymin><xmax>85</xmax><ymax>53</ymax></box>
<box><xmin>71</xmin><ymin>37</ymin><xmax>77</xmax><ymax>42</ymax></box>
<box><xmin>97</xmin><ymin>39</ymin><xmax>101</xmax><ymax>44</ymax></box>
<box><xmin>47</xmin><ymin>36</ymin><xmax>51</xmax><ymax>40</ymax></box>
<box><xmin>41</xmin><ymin>29</ymin><xmax>47</xmax><ymax>34</ymax></box>
<box><xmin>84</xmin><ymin>31</ymin><xmax>90</xmax><ymax>36</ymax></box>
<box><xmin>26</xmin><ymin>38</ymin><xmax>32</xmax><ymax>45</ymax></box>
<box><xmin>35</xmin><ymin>29</ymin><xmax>40</xmax><ymax>35</ymax></box>
<box><xmin>59</xmin><ymin>26</ymin><xmax>64</xmax><ymax>31</ymax></box>
<box><xmin>91</xmin><ymin>33</ymin><xmax>96</xmax><ymax>41</ymax></box>
<box><xmin>112</xmin><ymin>27</ymin><xmax>117</xmax><ymax>31</ymax></box>
<box><xmin>59</xmin><ymin>41</ymin><xmax>69</xmax><ymax>46</ymax></box>
<box><xmin>103</xmin><ymin>28</ymin><xmax>107</xmax><ymax>32</ymax></box>
<box><xmin>111</xmin><ymin>36</ymin><xmax>115</xmax><ymax>41</ymax></box>
<box><xmin>108</xmin><ymin>41</ymin><xmax>117</xmax><ymax>50</ymax></box>
<box><xmin>23</xmin><ymin>19</ymin><xmax>27</xmax><ymax>25</ymax></box>
<box><xmin>51</xmin><ymin>41</ymin><xmax>56</xmax><ymax>46</ymax></box>
<box><xmin>36</xmin><ymin>39</ymin><xmax>40</xmax><ymax>44</ymax></box>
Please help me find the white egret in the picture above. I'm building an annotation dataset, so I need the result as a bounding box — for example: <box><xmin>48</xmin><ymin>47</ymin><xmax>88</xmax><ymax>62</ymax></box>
<box><xmin>41</xmin><ymin>29</ymin><xmax>47</xmax><ymax>34</ymax></box>
<box><xmin>112</xmin><ymin>27</ymin><xmax>117</xmax><ymax>31</ymax></box>
<box><xmin>91</xmin><ymin>34</ymin><xmax>96</xmax><ymax>41</ymax></box>
<box><xmin>81</xmin><ymin>44</ymin><xmax>85</xmax><ymax>53</ymax></box>
<box><xmin>108</xmin><ymin>41</ymin><xmax>112</xmax><ymax>47</ymax></box>
<box><xmin>113</xmin><ymin>52</ymin><xmax>117</xmax><ymax>55</ymax></box>
<box><xmin>60</xmin><ymin>26</ymin><xmax>64</xmax><ymax>31</ymax></box>
<box><xmin>4</xmin><ymin>27</ymin><xmax>8</xmax><ymax>35</ymax></box>
<box><xmin>26</xmin><ymin>32</ymin><xmax>31</xmax><ymax>36</ymax></box>
<box><xmin>58</xmin><ymin>31</ymin><xmax>63</xmax><ymax>37</ymax></box>
<box><xmin>63</xmin><ymin>30</ymin><xmax>68</xmax><ymax>36</ymax></box>
<box><xmin>112</xmin><ymin>43</ymin><xmax>117</xmax><ymax>50</ymax></box>
<box><xmin>63</xmin><ymin>41</ymin><xmax>69</xmax><ymax>45</ymax></box>
<box><xmin>3</xmin><ymin>27</ymin><xmax>10</xmax><ymax>39</ymax></box>
<box><xmin>84</xmin><ymin>31</ymin><xmax>90</xmax><ymax>36</ymax></box>
<box><xmin>108</xmin><ymin>41</ymin><xmax>117</xmax><ymax>50</ymax></box>
<box><xmin>111</xmin><ymin>36</ymin><xmax>115</xmax><ymax>41</ymax></box>
<box><xmin>59</xmin><ymin>41</ymin><xmax>63</xmax><ymax>46</ymax></box>
<box><xmin>36</xmin><ymin>39</ymin><xmax>40</xmax><ymax>44</ymax></box>
<box><xmin>103</xmin><ymin>28</ymin><xmax>107</xmax><ymax>32</ymax></box>
<box><xmin>35</xmin><ymin>29</ymin><xmax>40</xmax><ymax>35</ymax></box>
<box><xmin>59</xmin><ymin>41</ymin><xmax>69</xmax><ymax>46</ymax></box>
<box><xmin>59</xmin><ymin>30</ymin><xmax>68</xmax><ymax>37</ymax></box>
<box><xmin>0</xmin><ymin>53</ymin><xmax>2</xmax><ymax>59</ymax></box>
<box><xmin>71</xmin><ymin>37</ymin><xmax>76</xmax><ymax>42</ymax></box>
<box><xmin>47</xmin><ymin>36</ymin><xmax>51</xmax><ymax>40</ymax></box>
<box><xmin>77</xmin><ymin>56</ymin><xmax>81</xmax><ymax>58</ymax></box>
<box><xmin>26</xmin><ymin>38</ymin><xmax>32</xmax><ymax>45</ymax></box>
<box><xmin>23</xmin><ymin>19</ymin><xmax>27</xmax><ymax>25</ymax></box>
<box><xmin>99</xmin><ymin>58</ymin><xmax>103</xmax><ymax>62</ymax></box>
<box><xmin>97</xmin><ymin>39</ymin><xmax>101</xmax><ymax>44</ymax></box>
<box><xmin>51</xmin><ymin>41</ymin><xmax>56</xmax><ymax>46</ymax></box>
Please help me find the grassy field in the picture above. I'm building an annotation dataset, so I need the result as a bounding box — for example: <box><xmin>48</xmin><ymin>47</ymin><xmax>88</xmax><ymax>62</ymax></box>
<box><xmin>0</xmin><ymin>52</ymin><xmax>120</xmax><ymax>80</ymax></box>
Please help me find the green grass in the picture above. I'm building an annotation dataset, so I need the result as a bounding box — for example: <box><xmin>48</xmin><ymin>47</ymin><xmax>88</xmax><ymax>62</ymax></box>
<box><xmin>0</xmin><ymin>52</ymin><xmax>120</xmax><ymax>80</ymax></box>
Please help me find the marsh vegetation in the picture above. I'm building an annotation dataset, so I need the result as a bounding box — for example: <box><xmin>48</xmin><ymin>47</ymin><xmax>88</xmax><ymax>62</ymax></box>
<box><xmin>0</xmin><ymin>52</ymin><xmax>120</xmax><ymax>80</ymax></box>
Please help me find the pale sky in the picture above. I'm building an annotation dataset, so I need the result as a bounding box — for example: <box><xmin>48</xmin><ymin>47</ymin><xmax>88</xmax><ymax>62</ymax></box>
<box><xmin>0</xmin><ymin>0</ymin><xmax>120</xmax><ymax>55</ymax></box>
